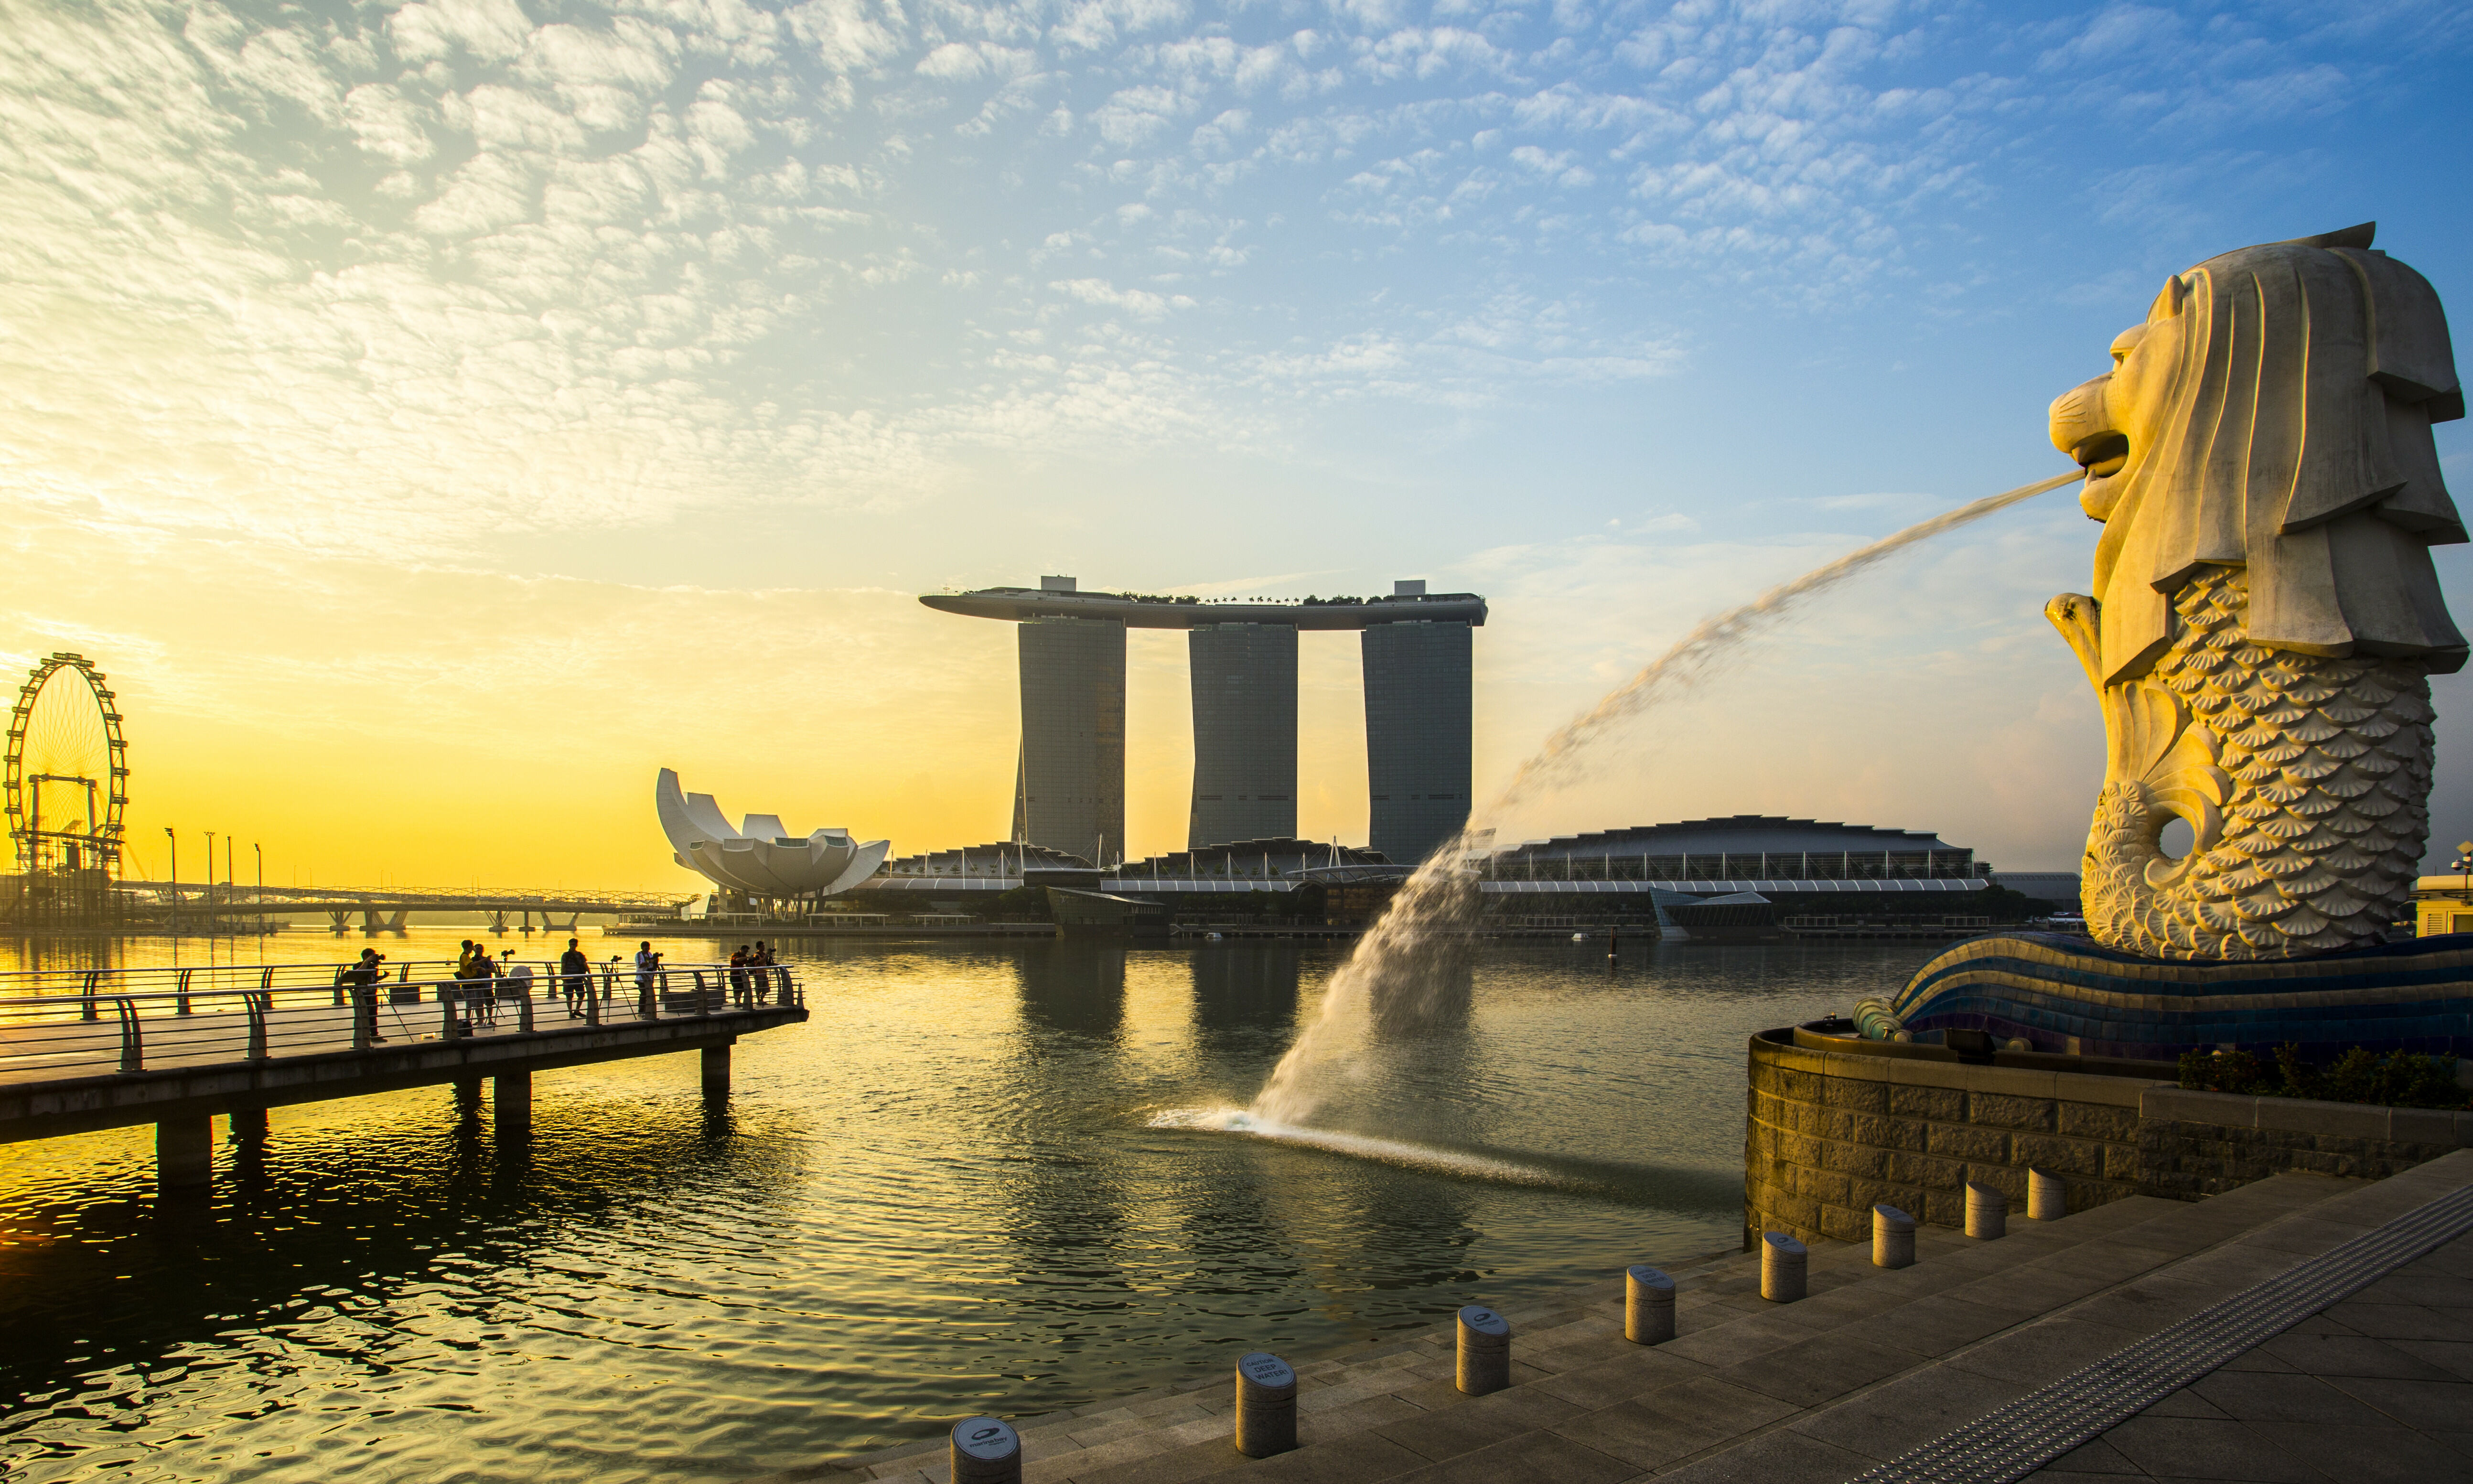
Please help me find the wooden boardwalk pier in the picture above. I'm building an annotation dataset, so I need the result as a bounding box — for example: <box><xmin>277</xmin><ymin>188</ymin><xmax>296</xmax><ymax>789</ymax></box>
<box><xmin>0</xmin><ymin>958</ymin><xmax>807</xmax><ymax>1191</ymax></box>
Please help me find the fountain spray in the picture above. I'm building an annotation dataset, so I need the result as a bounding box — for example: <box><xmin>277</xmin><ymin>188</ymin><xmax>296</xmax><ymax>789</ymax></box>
<box><xmin>1243</xmin><ymin>469</ymin><xmax>2084</xmax><ymax>1129</ymax></box>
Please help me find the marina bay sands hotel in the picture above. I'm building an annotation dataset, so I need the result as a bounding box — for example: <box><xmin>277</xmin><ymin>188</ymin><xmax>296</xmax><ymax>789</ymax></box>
<box><xmin>921</xmin><ymin>577</ymin><xmax>1484</xmax><ymax>867</ymax></box>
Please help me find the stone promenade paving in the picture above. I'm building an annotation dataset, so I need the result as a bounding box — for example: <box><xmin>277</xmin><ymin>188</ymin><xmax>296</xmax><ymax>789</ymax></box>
<box><xmin>785</xmin><ymin>1151</ymin><xmax>2473</xmax><ymax>1484</ymax></box>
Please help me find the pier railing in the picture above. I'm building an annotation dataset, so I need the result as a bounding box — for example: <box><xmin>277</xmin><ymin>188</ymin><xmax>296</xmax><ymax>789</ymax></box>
<box><xmin>0</xmin><ymin>961</ymin><xmax>802</xmax><ymax>1085</ymax></box>
<box><xmin>0</xmin><ymin>956</ymin><xmax>679</xmax><ymax>1000</ymax></box>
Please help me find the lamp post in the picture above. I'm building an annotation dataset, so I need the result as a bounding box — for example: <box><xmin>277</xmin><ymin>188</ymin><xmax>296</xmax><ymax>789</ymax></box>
<box><xmin>164</xmin><ymin>826</ymin><xmax>176</xmax><ymax>938</ymax></box>
<box><xmin>253</xmin><ymin>842</ymin><xmax>263</xmax><ymax>939</ymax></box>
<box><xmin>204</xmin><ymin>830</ymin><xmax>216</xmax><ymax>932</ymax></box>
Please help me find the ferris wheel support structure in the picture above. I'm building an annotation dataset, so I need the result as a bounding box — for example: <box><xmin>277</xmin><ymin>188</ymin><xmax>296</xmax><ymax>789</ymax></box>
<box><xmin>4</xmin><ymin>654</ymin><xmax>130</xmax><ymax>926</ymax></box>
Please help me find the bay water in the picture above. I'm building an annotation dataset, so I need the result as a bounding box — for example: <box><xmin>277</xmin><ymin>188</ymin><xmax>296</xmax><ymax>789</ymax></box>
<box><xmin>0</xmin><ymin>931</ymin><xmax>1937</xmax><ymax>1481</ymax></box>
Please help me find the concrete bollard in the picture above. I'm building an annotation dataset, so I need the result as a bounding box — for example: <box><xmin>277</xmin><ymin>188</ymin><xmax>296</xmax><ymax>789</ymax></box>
<box><xmin>2028</xmin><ymin>1168</ymin><xmax>2066</xmax><ymax>1222</ymax></box>
<box><xmin>1966</xmin><ymin>1182</ymin><xmax>2008</xmax><ymax>1240</ymax></box>
<box><xmin>1234</xmin><ymin>1351</ymin><xmax>1297</xmax><ymax>1457</ymax></box>
<box><xmin>1760</xmin><ymin>1232</ymin><xmax>1807</xmax><ymax>1302</ymax></box>
<box><xmin>949</xmin><ymin>1416</ymin><xmax>1021</xmax><ymax>1484</ymax></box>
<box><xmin>1624</xmin><ymin>1265</ymin><xmax>1675</xmax><ymax>1344</ymax></box>
<box><xmin>1872</xmin><ymin>1204</ymin><xmax>1916</xmax><ymax>1269</ymax></box>
<box><xmin>1456</xmin><ymin>1305</ymin><xmax>1511</xmax><ymax>1395</ymax></box>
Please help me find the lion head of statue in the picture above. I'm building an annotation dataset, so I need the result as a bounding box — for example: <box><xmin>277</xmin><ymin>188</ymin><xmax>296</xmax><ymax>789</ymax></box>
<box><xmin>2047</xmin><ymin>222</ymin><xmax>2467</xmax><ymax>687</ymax></box>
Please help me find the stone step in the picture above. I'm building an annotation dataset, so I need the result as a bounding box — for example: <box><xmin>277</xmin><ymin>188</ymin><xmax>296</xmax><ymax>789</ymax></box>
<box><xmin>1669</xmin><ymin>1148</ymin><xmax>2473</xmax><ymax>1483</ymax></box>
<box><xmin>786</xmin><ymin>1170</ymin><xmax>2374</xmax><ymax>1484</ymax></box>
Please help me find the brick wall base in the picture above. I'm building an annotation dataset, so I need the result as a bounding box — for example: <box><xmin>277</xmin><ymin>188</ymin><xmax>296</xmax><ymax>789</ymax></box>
<box><xmin>1745</xmin><ymin>1031</ymin><xmax>2473</xmax><ymax>1246</ymax></box>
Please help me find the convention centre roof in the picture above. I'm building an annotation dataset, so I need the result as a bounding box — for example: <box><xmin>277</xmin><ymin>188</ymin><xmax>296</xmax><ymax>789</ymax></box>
<box><xmin>1496</xmin><ymin>815</ymin><xmax>1963</xmax><ymax>859</ymax></box>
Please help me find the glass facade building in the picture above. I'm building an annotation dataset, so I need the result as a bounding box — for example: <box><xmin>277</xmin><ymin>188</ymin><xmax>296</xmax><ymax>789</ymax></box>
<box><xmin>1186</xmin><ymin>624</ymin><xmax>1298</xmax><ymax>850</ymax></box>
<box><xmin>1362</xmin><ymin>620</ymin><xmax>1473</xmax><ymax>865</ymax></box>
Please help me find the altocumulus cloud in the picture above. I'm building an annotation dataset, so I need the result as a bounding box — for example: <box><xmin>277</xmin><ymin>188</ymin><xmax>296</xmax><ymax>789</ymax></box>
<box><xmin>6</xmin><ymin>0</ymin><xmax>2448</xmax><ymax>563</ymax></box>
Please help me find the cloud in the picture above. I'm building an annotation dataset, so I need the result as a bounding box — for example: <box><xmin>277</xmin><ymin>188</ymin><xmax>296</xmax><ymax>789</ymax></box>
<box><xmin>1050</xmin><ymin>277</ymin><xmax>1195</xmax><ymax>317</ymax></box>
<box><xmin>389</xmin><ymin>0</ymin><xmax>534</xmax><ymax>65</ymax></box>
<box><xmin>2</xmin><ymin>0</ymin><xmax>2468</xmax><ymax>876</ymax></box>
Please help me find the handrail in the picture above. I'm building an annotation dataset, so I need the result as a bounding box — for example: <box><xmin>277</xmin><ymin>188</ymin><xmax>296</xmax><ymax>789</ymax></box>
<box><xmin>0</xmin><ymin>963</ymin><xmax>804</xmax><ymax>1079</ymax></box>
<box><xmin>0</xmin><ymin>956</ymin><xmax>780</xmax><ymax>1002</ymax></box>
<box><xmin>0</xmin><ymin>957</ymin><xmax>598</xmax><ymax>988</ymax></box>
<box><xmin>0</xmin><ymin>962</ymin><xmax>795</xmax><ymax>1011</ymax></box>
<box><xmin>114</xmin><ymin>996</ymin><xmax>142</xmax><ymax>1073</ymax></box>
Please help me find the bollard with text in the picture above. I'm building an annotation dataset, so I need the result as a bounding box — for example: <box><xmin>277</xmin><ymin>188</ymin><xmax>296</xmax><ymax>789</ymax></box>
<box><xmin>1624</xmin><ymin>1265</ymin><xmax>1675</xmax><ymax>1344</ymax></box>
<box><xmin>1234</xmin><ymin>1351</ymin><xmax>1298</xmax><ymax>1457</ymax></box>
<box><xmin>949</xmin><ymin>1416</ymin><xmax>1021</xmax><ymax>1484</ymax></box>
<box><xmin>1455</xmin><ymin>1305</ymin><xmax>1511</xmax><ymax>1395</ymax></box>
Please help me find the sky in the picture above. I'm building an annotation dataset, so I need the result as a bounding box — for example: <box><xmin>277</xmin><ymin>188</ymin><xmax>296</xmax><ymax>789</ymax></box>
<box><xmin>2</xmin><ymin>0</ymin><xmax>2470</xmax><ymax>892</ymax></box>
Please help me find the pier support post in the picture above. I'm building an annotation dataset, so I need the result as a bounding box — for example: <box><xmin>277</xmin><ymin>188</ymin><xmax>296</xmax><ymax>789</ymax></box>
<box><xmin>454</xmin><ymin>1078</ymin><xmax>483</xmax><ymax>1124</ymax></box>
<box><xmin>949</xmin><ymin>1417</ymin><xmax>1021</xmax><ymax>1484</ymax></box>
<box><xmin>1456</xmin><ymin>1305</ymin><xmax>1511</xmax><ymax>1394</ymax></box>
<box><xmin>495</xmin><ymin>1072</ymin><xmax>532</xmax><ymax>1140</ymax></box>
<box><xmin>1234</xmin><ymin>1352</ymin><xmax>1298</xmax><ymax>1457</ymax></box>
<box><xmin>1761</xmin><ymin>1232</ymin><xmax>1807</xmax><ymax>1302</ymax></box>
<box><xmin>229</xmin><ymin>1106</ymin><xmax>269</xmax><ymax>1141</ymax></box>
<box><xmin>158</xmin><ymin>1116</ymin><xmax>212</xmax><ymax>1194</ymax></box>
<box><xmin>1624</xmin><ymin>1265</ymin><xmax>1675</xmax><ymax>1344</ymax></box>
<box><xmin>702</xmin><ymin>1043</ymin><xmax>731</xmax><ymax>1099</ymax></box>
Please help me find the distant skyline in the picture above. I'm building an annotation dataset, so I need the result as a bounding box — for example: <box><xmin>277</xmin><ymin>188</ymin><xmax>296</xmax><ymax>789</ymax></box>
<box><xmin>3</xmin><ymin>0</ymin><xmax>2469</xmax><ymax>889</ymax></box>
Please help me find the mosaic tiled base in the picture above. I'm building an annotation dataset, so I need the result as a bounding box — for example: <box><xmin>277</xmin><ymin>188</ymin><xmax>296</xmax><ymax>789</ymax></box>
<box><xmin>1892</xmin><ymin>933</ymin><xmax>2473</xmax><ymax>1059</ymax></box>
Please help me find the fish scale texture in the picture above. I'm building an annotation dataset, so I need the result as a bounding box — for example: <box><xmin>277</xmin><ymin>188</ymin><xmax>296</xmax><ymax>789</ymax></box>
<box><xmin>2084</xmin><ymin>566</ymin><xmax>2434</xmax><ymax>959</ymax></box>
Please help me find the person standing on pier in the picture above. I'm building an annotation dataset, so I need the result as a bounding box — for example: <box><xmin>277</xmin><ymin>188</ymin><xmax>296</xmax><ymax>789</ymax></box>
<box><xmin>559</xmin><ymin>938</ymin><xmax>591</xmax><ymax>1018</ymax></box>
<box><xmin>342</xmin><ymin>948</ymin><xmax>387</xmax><ymax>1044</ymax></box>
<box><xmin>634</xmin><ymin>941</ymin><xmax>660</xmax><ymax>1012</ymax></box>
<box><xmin>466</xmin><ymin>945</ymin><xmax>500</xmax><ymax>1026</ymax></box>
<box><xmin>753</xmin><ymin>941</ymin><xmax>776</xmax><ymax>1002</ymax></box>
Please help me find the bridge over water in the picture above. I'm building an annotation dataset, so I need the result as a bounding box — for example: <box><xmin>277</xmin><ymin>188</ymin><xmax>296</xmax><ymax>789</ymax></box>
<box><xmin>120</xmin><ymin>881</ymin><xmax>698</xmax><ymax>934</ymax></box>
<box><xmin>0</xmin><ymin>957</ymin><xmax>804</xmax><ymax>1193</ymax></box>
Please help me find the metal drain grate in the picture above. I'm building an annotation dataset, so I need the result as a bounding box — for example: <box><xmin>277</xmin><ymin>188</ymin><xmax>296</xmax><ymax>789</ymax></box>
<box><xmin>1854</xmin><ymin>1180</ymin><xmax>2473</xmax><ymax>1484</ymax></box>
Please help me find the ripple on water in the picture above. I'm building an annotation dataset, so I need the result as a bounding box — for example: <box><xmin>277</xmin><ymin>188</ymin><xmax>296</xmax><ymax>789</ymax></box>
<box><xmin>0</xmin><ymin>934</ymin><xmax>1936</xmax><ymax>1481</ymax></box>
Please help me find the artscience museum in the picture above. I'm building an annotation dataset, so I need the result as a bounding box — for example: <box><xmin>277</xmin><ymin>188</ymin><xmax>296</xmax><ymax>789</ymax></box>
<box><xmin>655</xmin><ymin>768</ymin><xmax>890</xmax><ymax>902</ymax></box>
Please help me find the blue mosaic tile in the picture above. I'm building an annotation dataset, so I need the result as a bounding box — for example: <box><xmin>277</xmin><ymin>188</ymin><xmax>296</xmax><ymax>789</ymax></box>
<box><xmin>1887</xmin><ymin>934</ymin><xmax>2473</xmax><ymax>1059</ymax></box>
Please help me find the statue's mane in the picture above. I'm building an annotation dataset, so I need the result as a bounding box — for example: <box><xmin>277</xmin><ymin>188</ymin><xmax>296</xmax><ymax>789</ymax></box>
<box><xmin>2089</xmin><ymin>225</ymin><xmax>2468</xmax><ymax>684</ymax></box>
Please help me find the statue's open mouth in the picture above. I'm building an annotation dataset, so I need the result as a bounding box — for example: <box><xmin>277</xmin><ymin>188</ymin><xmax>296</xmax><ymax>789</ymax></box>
<box><xmin>2072</xmin><ymin>432</ymin><xmax>2129</xmax><ymax>479</ymax></box>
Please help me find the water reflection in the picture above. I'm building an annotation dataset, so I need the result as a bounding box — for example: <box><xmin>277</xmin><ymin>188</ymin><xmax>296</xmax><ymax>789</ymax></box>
<box><xmin>1013</xmin><ymin>939</ymin><xmax>1127</xmax><ymax>1039</ymax></box>
<box><xmin>1189</xmin><ymin>943</ymin><xmax>1301</xmax><ymax>1041</ymax></box>
<box><xmin>0</xmin><ymin>933</ymin><xmax>1939</xmax><ymax>1483</ymax></box>
<box><xmin>4</xmin><ymin>1088</ymin><xmax>807</xmax><ymax>1385</ymax></box>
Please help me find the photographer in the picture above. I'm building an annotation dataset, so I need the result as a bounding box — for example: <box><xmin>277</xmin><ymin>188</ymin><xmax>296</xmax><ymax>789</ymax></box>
<box><xmin>340</xmin><ymin>948</ymin><xmax>387</xmax><ymax>1043</ymax></box>
<box><xmin>634</xmin><ymin>940</ymin><xmax>661</xmax><ymax>1011</ymax></box>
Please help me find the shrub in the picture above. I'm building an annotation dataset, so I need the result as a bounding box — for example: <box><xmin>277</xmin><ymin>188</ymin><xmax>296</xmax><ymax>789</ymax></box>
<box><xmin>2177</xmin><ymin>1043</ymin><xmax>2469</xmax><ymax>1109</ymax></box>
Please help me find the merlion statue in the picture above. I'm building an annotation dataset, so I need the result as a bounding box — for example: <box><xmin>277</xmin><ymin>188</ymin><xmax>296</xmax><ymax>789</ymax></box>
<box><xmin>2045</xmin><ymin>223</ymin><xmax>2466</xmax><ymax>960</ymax></box>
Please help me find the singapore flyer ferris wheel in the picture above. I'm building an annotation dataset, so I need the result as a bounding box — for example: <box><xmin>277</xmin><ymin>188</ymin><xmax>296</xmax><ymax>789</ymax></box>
<box><xmin>4</xmin><ymin>653</ymin><xmax>129</xmax><ymax>882</ymax></box>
